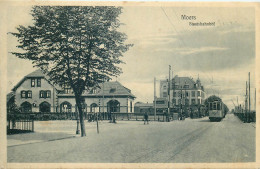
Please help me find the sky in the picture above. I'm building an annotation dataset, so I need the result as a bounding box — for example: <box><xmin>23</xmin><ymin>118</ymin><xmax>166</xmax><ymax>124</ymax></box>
<box><xmin>5</xmin><ymin>5</ymin><xmax>256</xmax><ymax>110</ymax></box>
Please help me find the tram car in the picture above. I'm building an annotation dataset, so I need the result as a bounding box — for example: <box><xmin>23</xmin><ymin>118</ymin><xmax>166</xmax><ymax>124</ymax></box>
<box><xmin>208</xmin><ymin>99</ymin><xmax>226</xmax><ymax>122</ymax></box>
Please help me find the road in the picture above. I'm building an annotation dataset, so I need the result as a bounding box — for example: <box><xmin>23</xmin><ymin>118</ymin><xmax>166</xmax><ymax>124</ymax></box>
<box><xmin>7</xmin><ymin>114</ymin><xmax>255</xmax><ymax>163</ymax></box>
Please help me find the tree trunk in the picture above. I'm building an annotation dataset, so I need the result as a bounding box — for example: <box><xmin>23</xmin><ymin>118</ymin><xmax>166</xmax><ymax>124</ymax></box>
<box><xmin>75</xmin><ymin>96</ymin><xmax>86</xmax><ymax>137</ymax></box>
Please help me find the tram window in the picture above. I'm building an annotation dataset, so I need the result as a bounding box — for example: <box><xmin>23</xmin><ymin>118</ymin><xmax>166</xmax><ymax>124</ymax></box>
<box><xmin>213</xmin><ymin>103</ymin><xmax>217</xmax><ymax>110</ymax></box>
<box><xmin>209</xmin><ymin>103</ymin><xmax>213</xmax><ymax>110</ymax></box>
<box><xmin>217</xmin><ymin>103</ymin><xmax>220</xmax><ymax>110</ymax></box>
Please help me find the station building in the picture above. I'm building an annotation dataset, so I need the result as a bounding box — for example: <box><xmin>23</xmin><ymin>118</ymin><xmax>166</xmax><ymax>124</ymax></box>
<box><xmin>10</xmin><ymin>69</ymin><xmax>136</xmax><ymax>114</ymax></box>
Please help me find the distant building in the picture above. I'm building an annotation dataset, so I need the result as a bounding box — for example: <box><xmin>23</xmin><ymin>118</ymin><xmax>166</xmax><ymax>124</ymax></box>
<box><xmin>160</xmin><ymin>75</ymin><xmax>206</xmax><ymax>108</ymax></box>
<box><xmin>134</xmin><ymin>102</ymin><xmax>153</xmax><ymax>114</ymax></box>
<box><xmin>10</xmin><ymin>69</ymin><xmax>136</xmax><ymax>113</ymax></box>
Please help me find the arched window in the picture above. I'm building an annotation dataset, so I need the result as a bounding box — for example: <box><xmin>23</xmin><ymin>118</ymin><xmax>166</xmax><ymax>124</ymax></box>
<box><xmin>60</xmin><ymin>101</ymin><xmax>72</xmax><ymax>112</ymax></box>
<box><xmin>20</xmin><ymin>101</ymin><xmax>32</xmax><ymax>112</ymax></box>
<box><xmin>90</xmin><ymin>103</ymin><xmax>99</xmax><ymax>113</ymax></box>
<box><xmin>39</xmin><ymin>101</ymin><xmax>51</xmax><ymax>112</ymax></box>
<box><xmin>107</xmin><ymin>100</ymin><xmax>120</xmax><ymax>113</ymax></box>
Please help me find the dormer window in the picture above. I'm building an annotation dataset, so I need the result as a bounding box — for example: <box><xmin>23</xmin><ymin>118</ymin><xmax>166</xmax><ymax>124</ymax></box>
<box><xmin>184</xmin><ymin>84</ymin><xmax>189</xmax><ymax>89</ymax></box>
<box><xmin>64</xmin><ymin>88</ymin><xmax>70</xmax><ymax>94</ymax></box>
<box><xmin>109</xmin><ymin>88</ymin><xmax>116</xmax><ymax>93</ymax></box>
<box><xmin>89</xmin><ymin>88</ymin><xmax>97</xmax><ymax>94</ymax></box>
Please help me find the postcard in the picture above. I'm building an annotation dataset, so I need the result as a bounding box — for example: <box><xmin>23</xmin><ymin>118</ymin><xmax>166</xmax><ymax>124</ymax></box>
<box><xmin>0</xmin><ymin>1</ymin><xmax>259</xmax><ymax>169</ymax></box>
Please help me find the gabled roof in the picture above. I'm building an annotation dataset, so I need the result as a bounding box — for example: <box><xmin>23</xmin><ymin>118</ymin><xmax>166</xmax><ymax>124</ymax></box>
<box><xmin>6</xmin><ymin>92</ymin><xmax>15</xmax><ymax>102</ymax></box>
<box><xmin>172</xmin><ymin>76</ymin><xmax>196</xmax><ymax>87</ymax></box>
<box><xmin>57</xmin><ymin>81</ymin><xmax>136</xmax><ymax>98</ymax></box>
<box><xmin>12</xmin><ymin>69</ymin><xmax>62</xmax><ymax>91</ymax></box>
<box><xmin>171</xmin><ymin>76</ymin><xmax>204</xmax><ymax>90</ymax></box>
<box><xmin>95</xmin><ymin>81</ymin><xmax>135</xmax><ymax>98</ymax></box>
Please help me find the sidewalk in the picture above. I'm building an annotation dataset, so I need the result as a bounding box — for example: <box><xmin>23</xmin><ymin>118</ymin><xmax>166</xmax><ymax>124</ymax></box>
<box><xmin>8</xmin><ymin>120</ymin><xmax>90</xmax><ymax>147</ymax></box>
<box><xmin>7</xmin><ymin>120</ymin><xmax>136</xmax><ymax>147</ymax></box>
<box><xmin>8</xmin><ymin>132</ymin><xmax>77</xmax><ymax>147</ymax></box>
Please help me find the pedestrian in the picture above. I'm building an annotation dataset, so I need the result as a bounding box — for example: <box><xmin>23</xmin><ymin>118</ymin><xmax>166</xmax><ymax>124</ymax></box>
<box><xmin>144</xmin><ymin>112</ymin><xmax>149</xmax><ymax>125</ymax></box>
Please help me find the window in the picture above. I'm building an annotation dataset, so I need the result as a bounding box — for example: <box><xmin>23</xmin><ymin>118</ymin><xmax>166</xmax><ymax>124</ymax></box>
<box><xmin>21</xmin><ymin>90</ymin><xmax>32</xmax><ymax>99</ymax></box>
<box><xmin>217</xmin><ymin>102</ymin><xmax>221</xmax><ymax>110</ymax></box>
<box><xmin>163</xmin><ymin>92</ymin><xmax>167</xmax><ymax>97</ymax></box>
<box><xmin>28</xmin><ymin>91</ymin><xmax>32</xmax><ymax>98</ymax></box>
<box><xmin>90</xmin><ymin>88</ymin><xmax>97</xmax><ymax>94</ymax></box>
<box><xmin>130</xmin><ymin>101</ymin><xmax>132</xmax><ymax>112</ymax></box>
<box><xmin>37</xmin><ymin>78</ymin><xmax>41</xmax><ymax>87</ymax></box>
<box><xmin>185</xmin><ymin>99</ymin><xmax>189</xmax><ymax>105</ymax></box>
<box><xmin>209</xmin><ymin>103</ymin><xmax>213</xmax><ymax>110</ymax></box>
<box><xmin>46</xmin><ymin>90</ymin><xmax>51</xmax><ymax>98</ymax></box>
<box><xmin>191</xmin><ymin>99</ymin><xmax>196</xmax><ymax>104</ymax></box>
<box><xmin>192</xmin><ymin>91</ymin><xmax>195</xmax><ymax>97</ymax></box>
<box><xmin>31</xmin><ymin>78</ymin><xmax>35</xmax><ymax>87</ymax></box>
<box><xmin>198</xmin><ymin>99</ymin><xmax>200</xmax><ymax>104</ymax></box>
<box><xmin>213</xmin><ymin>102</ymin><xmax>217</xmax><ymax>110</ymax></box>
<box><xmin>197</xmin><ymin>91</ymin><xmax>201</xmax><ymax>97</ymax></box>
<box><xmin>109</xmin><ymin>88</ymin><xmax>116</xmax><ymax>93</ymax></box>
<box><xmin>172</xmin><ymin>99</ymin><xmax>176</xmax><ymax>105</ymax></box>
<box><xmin>163</xmin><ymin>85</ymin><xmax>167</xmax><ymax>90</ymax></box>
<box><xmin>65</xmin><ymin>88</ymin><xmax>70</xmax><ymax>94</ymax></box>
<box><xmin>40</xmin><ymin>90</ymin><xmax>51</xmax><ymax>98</ymax></box>
<box><xmin>21</xmin><ymin>91</ymin><xmax>26</xmax><ymax>98</ymax></box>
<box><xmin>184</xmin><ymin>84</ymin><xmax>189</xmax><ymax>89</ymax></box>
<box><xmin>178</xmin><ymin>99</ymin><xmax>181</xmax><ymax>105</ymax></box>
<box><xmin>186</xmin><ymin>91</ymin><xmax>189</xmax><ymax>97</ymax></box>
<box><xmin>173</xmin><ymin>92</ymin><xmax>177</xmax><ymax>97</ymax></box>
<box><xmin>156</xmin><ymin>100</ymin><xmax>165</xmax><ymax>104</ymax></box>
<box><xmin>178</xmin><ymin>91</ymin><xmax>182</xmax><ymax>98</ymax></box>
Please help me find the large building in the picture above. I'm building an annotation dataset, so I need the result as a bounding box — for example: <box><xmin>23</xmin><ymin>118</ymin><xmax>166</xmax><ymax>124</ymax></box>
<box><xmin>160</xmin><ymin>75</ymin><xmax>206</xmax><ymax>108</ymax></box>
<box><xmin>10</xmin><ymin>69</ymin><xmax>136</xmax><ymax>114</ymax></box>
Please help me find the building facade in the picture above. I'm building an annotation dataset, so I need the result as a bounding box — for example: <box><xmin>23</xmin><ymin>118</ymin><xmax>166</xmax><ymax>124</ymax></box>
<box><xmin>160</xmin><ymin>75</ymin><xmax>206</xmax><ymax>108</ymax></box>
<box><xmin>11</xmin><ymin>70</ymin><xmax>135</xmax><ymax>114</ymax></box>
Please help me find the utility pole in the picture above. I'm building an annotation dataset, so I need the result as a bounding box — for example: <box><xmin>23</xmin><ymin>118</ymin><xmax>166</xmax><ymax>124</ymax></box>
<box><xmin>154</xmin><ymin>77</ymin><xmax>157</xmax><ymax>121</ymax></box>
<box><xmin>246</xmin><ymin>81</ymin><xmax>248</xmax><ymax>111</ymax></box>
<box><xmin>237</xmin><ymin>96</ymin><xmax>239</xmax><ymax>109</ymax></box>
<box><xmin>255</xmin><ymin>88</ymin><xmax>256</xmax><ymax>111</ymax></box>
<box><xmin>245</xmin><ymin>81</ymin><xmax>248</xmax><ymax>121</ymax></box>
<box><xmin>168</xmin><ymin>65</ymin><xmax>171</xmax><ymax>122</ymax></box>
<box><xmin>248</xmin><ymin>72</ymin><xmax>251</xmax><ymax>122</ymax></box>
<box><xmin>102</xmin><ymin>75</ymin><xmax>105</xmax><ymax>119</ymax></box>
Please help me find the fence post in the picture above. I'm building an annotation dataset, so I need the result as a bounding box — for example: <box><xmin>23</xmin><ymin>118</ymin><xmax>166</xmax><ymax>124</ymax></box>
<box><xmin>32</xmin><ymin>120</ymin><xmax>34</xmax><ymax>132</ymax></box>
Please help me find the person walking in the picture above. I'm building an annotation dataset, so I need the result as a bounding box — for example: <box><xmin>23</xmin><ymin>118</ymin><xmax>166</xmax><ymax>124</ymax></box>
<box><xmin>144</xmin><ymin>111</ymin><xmax>149</xmax><ymax>125</ymax></box>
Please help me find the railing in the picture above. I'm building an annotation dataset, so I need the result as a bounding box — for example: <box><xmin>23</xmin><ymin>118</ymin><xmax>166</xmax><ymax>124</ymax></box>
<box><xmin>234</xmin><ymin>111</ymin><xmax>256</xmax><ymax>123</ymax></box>
<box><xmin>7</xmin><ymin>119</ymin><xmax>34</xmax><ymax>134</ymax></box>
<box><xmin>7</xmin><ymin>112</ymin><xmax>181</xmax><ymax>121</ymax></box>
